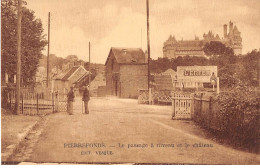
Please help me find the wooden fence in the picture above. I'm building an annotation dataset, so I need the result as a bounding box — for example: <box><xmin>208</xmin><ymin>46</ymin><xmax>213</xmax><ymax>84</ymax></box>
<box><xmin>193</xmin><ymin>93</ymin><xmax>222</xmax><ymax>130</ymax></box>
<box><xmin>138</xmin><ymin>89</ymin><xmax>196</xmax><ymax>105</ymax></box>
<box><xmin>5</xmin><ymin>90</ymin><xmax>67</xmax><ymax>115</ymax></box>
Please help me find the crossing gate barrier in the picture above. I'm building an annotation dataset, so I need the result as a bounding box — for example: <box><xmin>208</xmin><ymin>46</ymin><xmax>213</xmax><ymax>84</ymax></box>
<box><xmin>172</xmin><ymin>92</ymin><xmax>194</xmax><ymax>120</ymax></box>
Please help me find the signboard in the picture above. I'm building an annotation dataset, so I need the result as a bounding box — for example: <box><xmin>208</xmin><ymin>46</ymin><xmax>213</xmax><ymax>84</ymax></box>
<box><xmin>177</xmin><ymin>66</ymin><xmax>218</xmax><ymax>82</ymax></box>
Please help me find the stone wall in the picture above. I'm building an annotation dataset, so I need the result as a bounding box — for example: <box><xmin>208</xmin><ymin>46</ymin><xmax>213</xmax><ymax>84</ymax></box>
<box><xmin>105</xmin><ymin>53</ymin><xmax>120</xmax><ymax>96</ymax></box>
<box><xmin>119</xmin><ymin>64</ymin><xmax>148</xmax><ymax>98</ymax></box>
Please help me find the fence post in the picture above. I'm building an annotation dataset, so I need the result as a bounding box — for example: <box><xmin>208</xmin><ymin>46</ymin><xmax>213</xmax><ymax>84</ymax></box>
<box><xmin>9</xmin><ymin>92</ymin><xmax>11</xmax><ymax>109</ymax></box>
<box><xmin>173</xmin><ymin>96</ymin><xmax>175</xmax><ymax>119</ymax></box>
<box><xmin>200</xmin><ymin>93</ymin><xmax>203</xmax><ymax>123</ymax></box>
<box><xmin>149</xmin><ymin>88</ymin><xmax>152</xmax><ymax>104</ymax></box>
<box><xmin>21</xmin><ymin>94</ymin><xmax>24</xmax><ymax>114</ymax></box>
<box><xmin>191</xmin><ymin>93</ymin><xmax>194</xmax><ymax>119</ymax></box>
<box><xmin>52</xmin><ymin>92</ymin><xmax>55</xmax><ymax>113</ymax></box>
<box><xmin>37</xmin><ymin>93</ymin><xmax>39</xmax><ymax>115</ymax></box>
<box><xmin>208</xmin><ymin>96</ymin><xmax>212</xmax><ymax>129</ymax></box>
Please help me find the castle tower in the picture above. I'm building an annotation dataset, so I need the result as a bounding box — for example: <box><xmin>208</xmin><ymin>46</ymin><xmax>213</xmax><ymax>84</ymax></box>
<box><xmin>229</xmin><ymin>21</ymin><xmax>234</xmax><ymax>36</ymax></box>
<box><xmin>232</xmin><ymin>25</ymin><xmax>242</xmax><ymax>55</ymax></box>
<box><xmin>223</xmin><ymin>24</ymin><xmax>227</xmax><ymax>38</ymax></box>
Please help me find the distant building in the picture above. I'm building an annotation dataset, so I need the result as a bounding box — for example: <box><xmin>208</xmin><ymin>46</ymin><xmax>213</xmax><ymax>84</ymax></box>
<box><xmin>152</xmin><ymin>69</ymin><xmax>177</xmax><ymax>91</ymax></box>
<box><xmin>105</xmin><ymin>47</ymin><xmax>148</xmax><ymax>98</ymax></box>
<box><xmin>163</xmin><ymin>21</ymin><xmax>242</xmax><ymax>59</ymax></box>
<box><xmin>53</xmin><ymin>65</ymin><xmax>90</xmax><ymax>95</ymax></box>
<box><xmin>89</xmin><ymin>71</ymin><xmax>106</xmax><ymax>97</ymax></box>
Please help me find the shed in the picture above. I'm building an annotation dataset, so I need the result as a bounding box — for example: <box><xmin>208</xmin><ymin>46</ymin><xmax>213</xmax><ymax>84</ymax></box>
<box><xmin>105</xmin><ymin>47</ymin><xmax>148</xmax><ymax>98</ymax></box>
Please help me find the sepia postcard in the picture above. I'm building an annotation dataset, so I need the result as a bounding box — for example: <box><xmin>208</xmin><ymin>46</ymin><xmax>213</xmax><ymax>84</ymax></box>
<box><xmin>1</xmin><ymin>0</ymin><xmax>260</xmax><ymax>165</ymax></box>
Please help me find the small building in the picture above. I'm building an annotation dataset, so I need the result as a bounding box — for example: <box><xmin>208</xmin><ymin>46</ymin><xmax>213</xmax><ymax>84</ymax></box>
<box><xmin>53</xmin><ymin>65</ymin><xmax>90</xmax><ymax>95</ymax></box>
<box><xmin>105</xmin><ymin>47</ymin><xmax>148</xmax><ymax>98</ymax></box>
<box><xmin>152</xmin><ymin>69</ymin><xmax>177</xmax><ymax>91</ymax></box>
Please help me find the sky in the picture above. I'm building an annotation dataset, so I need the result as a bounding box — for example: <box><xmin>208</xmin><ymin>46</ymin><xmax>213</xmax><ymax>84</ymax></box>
<box><xmin>26</xmin><ymin>0</ymin><xmax>260</xmax><ymax>64</ymax></box>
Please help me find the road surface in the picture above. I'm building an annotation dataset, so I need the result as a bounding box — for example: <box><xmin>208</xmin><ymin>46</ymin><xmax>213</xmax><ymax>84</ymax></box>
<box><xmin>10</xmin><ymin>97</ymin><xmax>260</xmax><ymax>164</ymax></box>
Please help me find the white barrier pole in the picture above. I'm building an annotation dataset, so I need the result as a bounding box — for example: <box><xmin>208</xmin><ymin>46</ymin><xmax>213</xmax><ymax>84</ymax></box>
<box><xmin>149</xmin><ymin>88</ymin><xmax>152</xmax><ymax>104</ymax></box>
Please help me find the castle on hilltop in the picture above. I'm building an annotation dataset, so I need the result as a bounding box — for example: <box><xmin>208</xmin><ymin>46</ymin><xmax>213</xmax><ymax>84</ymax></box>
<box><xmin>163</xmin><ymin>21</ymin><xmax>242</xmax><ymax>59</ymax></box>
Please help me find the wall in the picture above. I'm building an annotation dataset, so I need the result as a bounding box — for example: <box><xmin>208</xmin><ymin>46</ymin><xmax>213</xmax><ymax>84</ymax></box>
<box><xmin>120</xmin><ymin>64</ymin><xmax>148</xmax><ymax>98</ymax></box>
<box><xmin>53</xmin><ymin>80</ymin><xmax>69</xmax><ymax>95</ymax></box>
<box><xmin>105</xmin><ymin>52</ymin><xmax>120</xmax><ymax>96</ymax></box>
<box><xmin>97</xmin><ymin>86</ymin><xmax>106</xmax><ymax>97</ymax></box>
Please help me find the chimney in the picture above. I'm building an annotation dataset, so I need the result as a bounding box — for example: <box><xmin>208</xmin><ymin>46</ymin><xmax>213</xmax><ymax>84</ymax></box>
<box><xmin>224</xmin><ymin>24</ymin><xmax>227</xmax><ymax>38</ymax></box>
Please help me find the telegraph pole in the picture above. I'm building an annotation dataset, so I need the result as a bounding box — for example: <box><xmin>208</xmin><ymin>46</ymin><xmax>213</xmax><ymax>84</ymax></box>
<box><xmin>15</xmin><ymin>0</ymin><xmax>22</xmax><ymax>115</ymax></box>
<box><xmin>47</xmin><ymin>12</ymin><xmax>50</xmax><ymax>88</ymax></box>
<box><xmin>146</xmin><ymin>0</ymin><xmax>151</xmax><ymax>89</ymax></box>
<box><xmin>141</xmin><ymin>28</ymin><xmax>142</xmax><ymax>49</ymax></box>
<box><xmin>89</xmin><ymin>42</ymin><xmax>91</xmax><ymax>88</ymax></box>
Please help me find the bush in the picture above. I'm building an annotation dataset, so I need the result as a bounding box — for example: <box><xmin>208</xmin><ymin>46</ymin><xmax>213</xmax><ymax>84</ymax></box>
<box><xmin>216</xmin><ymin>86</ymin><xmax>259</xmax><ymax>152</ymax></box>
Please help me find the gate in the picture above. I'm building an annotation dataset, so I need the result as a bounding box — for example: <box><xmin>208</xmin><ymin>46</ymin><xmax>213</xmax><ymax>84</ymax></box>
<box><xmin>172</xmin><ymin>92</ymin><xmax>193</xmax><ymax>119</ymax></box>
<box><xmin>53</xmin><ymin>92</ymin><xmax>67</xmax><ymax>112</ymax></box>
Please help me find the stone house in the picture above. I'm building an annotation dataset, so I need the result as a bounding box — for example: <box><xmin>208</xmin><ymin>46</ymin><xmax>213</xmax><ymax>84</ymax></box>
<box><xmin>105</xmin><ymin>47</ymin><xmax>148</xmax><ymax>98</ymax></box>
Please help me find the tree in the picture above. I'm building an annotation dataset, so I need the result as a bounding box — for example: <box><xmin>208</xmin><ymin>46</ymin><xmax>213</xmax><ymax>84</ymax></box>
<box><xmin>203</xmin><ymin>41</ymin><xmax>237</xmax><ymax>68</ymax></box>
<box><xmin>149</xmin><ymin>56</ymin><xmax>210</xmax><ymax>73</ymax></box>
<box><xmin>1</xmin><ymin>0</ymin><xmax>47</xmax><ymax>86</ymax></box>
<box><xmin>204</xmin><ymin>41</ymin><xmax>234</xmax><ymax>57</ymax></box>
<box><xmin>240</xmin><ymin>50</ymin><xmax>260</xmax><ymax>86</ymax></box>
<box><xmin>66</xmin><ymin>55</ymin><xmax>78</xmax><ymax>63</ymax></box>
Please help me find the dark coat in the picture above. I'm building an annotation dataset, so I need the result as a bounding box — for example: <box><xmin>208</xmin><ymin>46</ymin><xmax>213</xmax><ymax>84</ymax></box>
<box><xmin>67</xmin><ymin>90</ymin><xmax>75</xmax><ymax>102</ymax></box>
<box><xmin>82</xmin><ymin>88</ymin><xmax>90</xmax><ymax>101</ymax></box>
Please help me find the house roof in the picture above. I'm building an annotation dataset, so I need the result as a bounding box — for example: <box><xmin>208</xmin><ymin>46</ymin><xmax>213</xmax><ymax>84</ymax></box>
<box><xmin>61</xmin><ymin>66</ymin><xmax>87</xmax><ymax>81</ymax></box>
<box><xmin>73</xmin><ymin>72</ymin><xmax>90</xmax><ymax>84</ymax></box>
<box><xmin>163</xmin><ymin>69</ymin><xmax>176</xmax><ymax>75</ymax></box>
<box><xmin>105</xmin><ymin>47</ymin><xmax>147</xmax><ymax>65</ymax></box>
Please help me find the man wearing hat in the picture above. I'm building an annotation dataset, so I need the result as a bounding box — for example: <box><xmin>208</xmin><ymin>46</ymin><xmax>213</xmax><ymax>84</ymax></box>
<box><xmin>67</xmin><ymin>86</ymin><xmax>75</xmax><ymax>115</ymax></box>
<box><xmin>82</xmin><ymin>85</ymin><xmax>90</xmax><ymax>114</ymax></box>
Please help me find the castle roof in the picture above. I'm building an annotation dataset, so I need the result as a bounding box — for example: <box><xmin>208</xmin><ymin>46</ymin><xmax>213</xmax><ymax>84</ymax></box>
<box><xmin>176</xmin><ymin>40</ymin><xmax>202</xmax><ymax>47</ymax></box>
<box><xmin>233</xmin><ymin>25</ymin><xmax>240</xmax><ymax>33</ymax></box>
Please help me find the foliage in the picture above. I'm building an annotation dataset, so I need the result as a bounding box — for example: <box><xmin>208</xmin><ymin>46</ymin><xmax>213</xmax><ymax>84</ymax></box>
<box><xmin>150</xmin><ymin>56</ymin><xmax>210</xmax><ymax>73</ymax></box>
<box><xmin>216</xmin><ymin>85</ymin><xmax>259</xmax><ymax>152</ymax></box>
<box><xmin>204</xmin><ymin>41</ymin><xmax>237</xmax><ymax>68</ymax></box>
<box><xmin>66</xmin><ymin>55</ymin><xmax>79</xmax><ymax>63</ymax></box>
<box><xmin>217</xmin><ymin>64</ymin><xmax>240</xmax><ymax>88</ymax></box>
<box><xmin>204</xmin><ymin>41</ymin><xmax>234</xmax><ymax>57</ymax></box>
<box><xmin>1</xmin><ymin>0</ymin><xmax>47</xmax><ymax>86</ymax></box>
<box><xmin>84</xmin><ymin>62</ymin><xmax>97</xmax><ymax>81</ymax></box>
<box><xmin>240</xmin><ymin>50</ymin><xmax>260</xmax><ymax>86</ymax></box>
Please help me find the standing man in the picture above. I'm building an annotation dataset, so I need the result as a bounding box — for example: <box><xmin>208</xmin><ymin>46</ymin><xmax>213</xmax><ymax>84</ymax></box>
<box><xmin>82</xmin><ymin>85</ymin><xmax>90</xmax><ymax>114</ymax></box>
<box><xmin>67</xmin><ymin>87</ymin><xmax>75</xmax><ymax>115</ymax></box>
